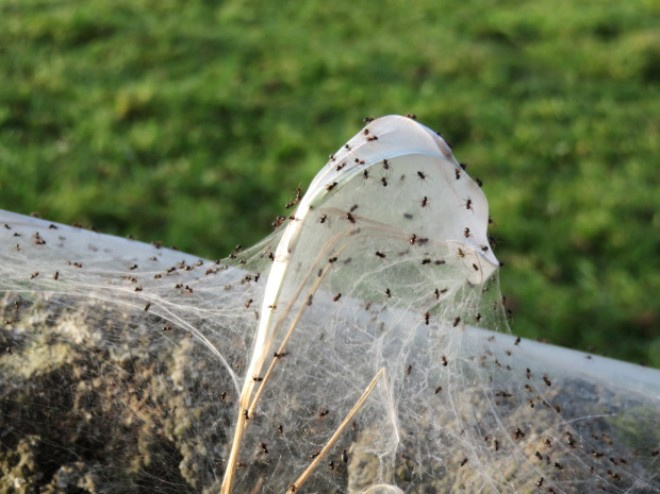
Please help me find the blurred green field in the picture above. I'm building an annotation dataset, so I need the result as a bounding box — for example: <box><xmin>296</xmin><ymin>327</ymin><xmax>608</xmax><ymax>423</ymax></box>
<box><xmin>1</xmin><ymin>0</ymin><xmax>658</xmax><ymax>366</ymax></box>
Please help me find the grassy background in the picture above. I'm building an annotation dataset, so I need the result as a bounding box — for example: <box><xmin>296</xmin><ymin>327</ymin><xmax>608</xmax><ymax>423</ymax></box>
<box><xmin>1</xmin><ymin>0</ymin><xmax>658</xmax><ymax>366</ymax></box>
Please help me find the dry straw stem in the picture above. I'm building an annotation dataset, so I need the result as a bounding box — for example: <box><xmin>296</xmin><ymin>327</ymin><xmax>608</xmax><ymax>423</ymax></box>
<box><xmin>285</xmin><ymin>368</ymin><xmax>387</xmax><ymax>494</ymax></box>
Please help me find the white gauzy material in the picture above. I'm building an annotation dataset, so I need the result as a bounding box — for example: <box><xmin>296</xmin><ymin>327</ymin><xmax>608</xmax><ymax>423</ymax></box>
<box><xmin>1</xmin><ymin>115</ymin><xmax>659</xmax><ymax>494</ymax></box>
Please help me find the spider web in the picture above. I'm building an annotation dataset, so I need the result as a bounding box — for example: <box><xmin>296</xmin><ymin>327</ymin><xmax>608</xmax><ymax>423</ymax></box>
<box><xmin>1</xmin><ymin>116</ymin><xmax>659</xmax><ymax>493</ymax></box>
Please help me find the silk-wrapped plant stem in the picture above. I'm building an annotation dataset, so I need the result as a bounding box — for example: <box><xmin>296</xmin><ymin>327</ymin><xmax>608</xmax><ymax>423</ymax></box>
<box><xmin>221</xmin><ymin>115</ymin><xmax>497</xmax><ymax>493</ymax></box>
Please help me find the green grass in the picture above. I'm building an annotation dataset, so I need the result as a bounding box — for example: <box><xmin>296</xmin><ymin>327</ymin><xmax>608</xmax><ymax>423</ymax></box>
<box><xmin>1</xmin><ymin>0</ymin><xmax>658</xmax><ymax>366</ymax></box>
